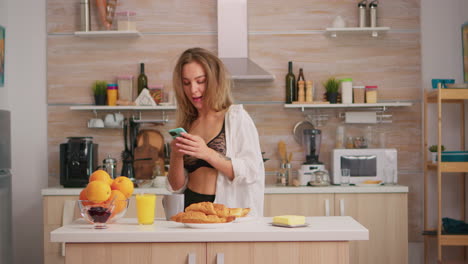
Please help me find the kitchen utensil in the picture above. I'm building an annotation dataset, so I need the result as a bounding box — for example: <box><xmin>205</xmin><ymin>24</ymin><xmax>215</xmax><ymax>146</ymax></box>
<box><xmin>121</xmin><ymin>119</ymin><xmax>133</xmax><ymax>177</ymax></box>
<box><xmin>278</xmin><ymin>141</ymin><xmax>286</xmax><ymax>163</ymax></box>
<box><xmin>100</xmin><ymin>154</ymin><xmax>117</xmax><ymax>179</ymax></box>
<box><xmin>293</xmin><ymin>120</ymin><xmax>314</xmax><ymax>145</ymax></box>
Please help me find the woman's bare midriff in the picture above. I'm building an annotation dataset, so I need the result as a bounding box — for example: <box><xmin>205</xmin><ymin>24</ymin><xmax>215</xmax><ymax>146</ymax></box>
<box><xmin>186</xmin><ymin>167</ymin><xmax>218</xmax><ymax>195</ymax></box>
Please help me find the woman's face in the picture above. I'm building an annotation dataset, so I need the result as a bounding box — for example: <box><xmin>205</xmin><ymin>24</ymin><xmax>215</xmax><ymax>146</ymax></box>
<box><xmin>182</xmin><ymin>61</ymin><xmax>207</xmax><ymax>110</ymax></box>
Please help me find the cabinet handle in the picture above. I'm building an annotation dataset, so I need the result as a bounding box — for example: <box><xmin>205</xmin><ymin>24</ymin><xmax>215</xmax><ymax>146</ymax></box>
<box><xmin>216</xmin><ymin>253</ymin><xmax>225</xmax><ymax>264</ymax></box>
<box><xmin>340</xmin><ymin>199</ymin><xmax>345</xmax><ymax>216</ymax></box>
<box><xmin>324</xmin><ymin>199</ymin><xmax>330</xmax><ymax>216</ymax></box>
<box><xmin>188</xmin><ymin>253</ymin><xmax>196</xmax><ymax>264</ymax></box>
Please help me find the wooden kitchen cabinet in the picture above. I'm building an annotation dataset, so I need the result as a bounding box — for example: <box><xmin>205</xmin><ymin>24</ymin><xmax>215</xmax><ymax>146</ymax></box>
<box><xmin>206</xmin><ymin>241</ymin><xmax>349</xmax><ymax>264</ymax></box>
<box><xmin>264</xmin><ymin>193</ymin><xmax>334</xmax><ymax>217</ymax></box>
<box><xmin>334</xmin><ymin>193</ymin><xmax>408</xmax><ymax>264</ymax></box>
<box><xmin>265</xmin><ymin>192</ymin><xmax>408</xmax><ymax>264</ymax></box>
<box><xmin>64</xmin><ymin>242</ymin><xmax>206</xmax><ymax>264</ymax></box>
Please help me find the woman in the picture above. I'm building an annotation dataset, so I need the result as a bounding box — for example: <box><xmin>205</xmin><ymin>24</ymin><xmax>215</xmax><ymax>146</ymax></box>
<box><xmin>166</xmin><ymin>47</ymin><xmax>265</xmax><ymax>217</ymax></box>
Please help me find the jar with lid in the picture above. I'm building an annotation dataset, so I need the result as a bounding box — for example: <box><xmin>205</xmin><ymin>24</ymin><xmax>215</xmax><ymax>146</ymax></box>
<box><xmin>369</xmin><ymin>0</ymin><xmax>378</xmax><ymax>27</ymax></box>
<box><xmin>358</xmin><ymin>0</ymin><xmax>367</xmax><ymax>27</ymax></box>
<box><xmin>353</xmin><ymin>85</ymin><xmax>365</xmax><ymax>103</ymax></box>
<box><xmin>116</xmin><ymin>11</ymin><xmax>137</xmax><ymax>31</ymax></box>
<box><xmin>106</xmin><ymin>83</ymin><xmax>118</xmax><ymax>106</ymax></box>
<box><xmin>116</xmin><ymin>75</ymin><xmax>133</xmax><ymax>102</ymax></box>
<box><xmin>365</xmin><ymin>85</ymin><xmax>378</xmax><ymax>103</ymax></box>
<box><xmin>340</xmin><ymin>78</ymin><xmax>353</xmax><ymax>104</ymax></box>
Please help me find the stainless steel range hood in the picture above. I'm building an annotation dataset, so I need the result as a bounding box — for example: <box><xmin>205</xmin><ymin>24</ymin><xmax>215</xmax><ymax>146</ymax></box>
<box><xmin>217</xmin><ymin>0</ymin><xmax>275</xmax><ymax>81</ymax></box>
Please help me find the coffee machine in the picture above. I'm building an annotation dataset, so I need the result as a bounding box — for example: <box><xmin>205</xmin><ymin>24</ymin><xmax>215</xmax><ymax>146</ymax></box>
<box><xmin>298</xmin><ymin>129</ymin><xmax>327</xmax><ymax>185</ymax></box>
<box><xmin>60</xmin><ymin>137</ymin><xmax>98</xmax><ymax>187</ymax></box>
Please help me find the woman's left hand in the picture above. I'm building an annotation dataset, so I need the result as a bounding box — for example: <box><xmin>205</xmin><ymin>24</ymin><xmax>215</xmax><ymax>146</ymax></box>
<box><xmin>175</xmin><ymin>132</ymin><xmax>213</xmax><ymax>160</ymax></box>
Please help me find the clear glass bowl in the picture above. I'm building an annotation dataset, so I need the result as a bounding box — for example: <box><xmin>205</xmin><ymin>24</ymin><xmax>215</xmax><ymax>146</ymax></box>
<box><xmin>78</xmin><ymin>199</ymin><xmax>129</xmax><ymax>228</ymax></box>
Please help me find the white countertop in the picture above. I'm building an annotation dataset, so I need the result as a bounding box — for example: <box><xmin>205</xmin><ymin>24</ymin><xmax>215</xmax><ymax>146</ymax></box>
<box><xmin>50</xmin><ymin>216</ymin><xmax>368</xmax><ymax>243</ymax></box>
<box><xmin>42</xmin><ymin>185</ymin><xmax>408</xmax><ymax>196</ymax></box>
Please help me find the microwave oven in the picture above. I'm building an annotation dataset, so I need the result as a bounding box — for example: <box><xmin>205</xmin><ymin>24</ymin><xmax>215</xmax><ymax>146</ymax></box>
<box><xmin>331</xmin><ymin>148</ymin><xmax>397</xmax><ymax>185</ymax></box>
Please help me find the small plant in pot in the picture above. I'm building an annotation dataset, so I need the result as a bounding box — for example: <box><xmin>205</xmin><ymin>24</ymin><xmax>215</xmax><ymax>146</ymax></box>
<box><xmin>92</xmin><ymin>80</ymin><xmax>108</xmax><ymax>105</ymax></box>
<box><xmin>429</xmin><ymin>145</ymin><xmax>446</xmax><ymax>163</ymax></box>
<box><xmin>323</xmin><ymin>77</ymin><xmax>340</xmax><ymax>104</ymax></box>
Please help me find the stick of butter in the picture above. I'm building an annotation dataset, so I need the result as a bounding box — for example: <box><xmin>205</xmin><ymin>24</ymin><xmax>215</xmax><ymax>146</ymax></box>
<box><xmin>273</xmin><ymin>215</ymin><xmax>305</xmax><ymax>226</ymax></box>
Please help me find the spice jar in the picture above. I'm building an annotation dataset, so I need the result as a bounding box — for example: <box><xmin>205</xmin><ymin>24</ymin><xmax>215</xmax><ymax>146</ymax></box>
<box><xmin>353</xmin><ymin>86</ymin><xmax>365</xmax><ymax>103</ymax></box>
<box><xmin>116</xmin><ymin>75</ymin><xmax>133</xmax><ymax>102</ymax></box>
<box><xmin>365</xmin><ymin>85</ymin><xmax>378</xmax><ymax>103</ymax></box>
<box><xmin>148</xmin><ymin>84</ymin><xmax>164</xmax><ymax>104</ymax></box>
<box><xmin>116</xmin><ymin>11</ymin><xmax>137</xmax><ymax>31</ymax></box>
<box><xmin>106</xmin><ymin>83</ymin><xmax>118</xmax><ymax>106</ymax></box>
<box><xmin>340</xmin><ymin>78</ymin><xmax>353</xmax><ymax>104</ymax></box>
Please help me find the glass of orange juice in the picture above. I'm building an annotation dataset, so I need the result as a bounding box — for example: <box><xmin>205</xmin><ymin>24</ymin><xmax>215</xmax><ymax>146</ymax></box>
<box><xmin>136</xmin><ymin>193</ymin><xmax>156</xmax><ymax>225</ymax></box>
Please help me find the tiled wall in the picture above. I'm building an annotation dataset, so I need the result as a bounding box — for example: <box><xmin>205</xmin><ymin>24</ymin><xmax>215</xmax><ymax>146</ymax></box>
<box><xmin>47</xmin><ymin>0</ymin><xmax>422</xmax><ymax>241</ymax></box>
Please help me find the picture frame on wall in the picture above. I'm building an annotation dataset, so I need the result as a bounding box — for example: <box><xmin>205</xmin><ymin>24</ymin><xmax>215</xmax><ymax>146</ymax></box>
<box><xmin>463</xmin><ymin>22</ymin><xmax>468</xmax><ymax>83</ymax></box>
<box><xmin>0</xmin><ymin>26</ymin><xmax>4</xmax><ymax>87</ymax></box>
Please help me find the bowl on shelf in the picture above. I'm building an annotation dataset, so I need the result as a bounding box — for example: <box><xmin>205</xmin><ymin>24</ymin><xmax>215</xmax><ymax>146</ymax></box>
<box><xmin>431</xmin><ymin>79</ymin><xmax>455</xmax><ymax>89</ymax></box>
<box><xmin>78</xmin><ymin>199</ymin><xmax>129</xmax><ymax>228</ymax></box>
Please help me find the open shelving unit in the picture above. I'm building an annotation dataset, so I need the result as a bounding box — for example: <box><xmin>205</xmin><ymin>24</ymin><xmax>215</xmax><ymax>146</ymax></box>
<box><xmin>284</xmin><ymin>101</ymin><xmax>412</xmax><ymax>112</ymax></box>
<box><xmin>423</xmin><ymin>88</ymin><xmax>468</xmax><ymax>263</ymax></box>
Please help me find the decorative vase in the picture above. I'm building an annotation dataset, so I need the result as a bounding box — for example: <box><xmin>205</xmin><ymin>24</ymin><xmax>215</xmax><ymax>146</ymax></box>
<box><xmin>94</xmin><ymin>94</ymin><xmax>107</xmax><ymax>105</ymax></box>
<box><xmin>327</xmin><ymin>92</ymin><xmax>338</xmax><ymax>104</ymax></box>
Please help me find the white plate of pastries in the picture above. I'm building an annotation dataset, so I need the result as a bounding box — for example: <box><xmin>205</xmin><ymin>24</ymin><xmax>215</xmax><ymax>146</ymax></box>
<box><xmin>171</xmin><ymin>202</ymin><xmax>251</xmax><ymax>229</ymax></box>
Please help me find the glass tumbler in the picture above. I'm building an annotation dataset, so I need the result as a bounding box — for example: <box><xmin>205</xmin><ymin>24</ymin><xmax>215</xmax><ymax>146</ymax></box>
<box><xmin>384</xmin><ymin>168</ymin><xmax>397</xmax><ymax>185</ymax></box>
<box><xmin>341</xmin><ymin>169</ymin><xmax>351</xmax><ymax>186</ymax></box>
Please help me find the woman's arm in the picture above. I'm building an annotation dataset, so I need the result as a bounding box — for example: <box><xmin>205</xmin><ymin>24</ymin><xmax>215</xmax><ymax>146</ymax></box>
<box><xmin>167</xmin><ymin>138</ymin><xmax>187</xmax><ymax>192</ymax></box>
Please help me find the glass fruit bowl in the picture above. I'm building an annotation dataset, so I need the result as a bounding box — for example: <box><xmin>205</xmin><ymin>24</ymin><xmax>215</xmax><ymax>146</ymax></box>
<box><xmin>78</xmin><ymin>199</ymin><xmax>129</xmax><ymax>229</ymax></box>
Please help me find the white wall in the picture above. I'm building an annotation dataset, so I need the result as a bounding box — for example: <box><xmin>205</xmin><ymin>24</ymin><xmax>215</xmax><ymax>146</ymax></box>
<box><xmin>3</xmin><ymin>0</ymin><xmax>48</xmax><ymax>264</ymax></box>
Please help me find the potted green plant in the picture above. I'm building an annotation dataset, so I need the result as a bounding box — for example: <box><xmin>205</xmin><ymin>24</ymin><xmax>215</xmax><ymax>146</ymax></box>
<box><xmin>323</xmin><ymin>77</ymin><xmax>340</xmax><ymax>104</ymax></box>
<box><xmin>429</xmin><ymin>145</ymin><xmax>446</xmax><ymax>163</ymax></box>
<box><xmin>92</xmin><ymin>80</ymin><xmax>108</xmax><ymax>105</ymax></box>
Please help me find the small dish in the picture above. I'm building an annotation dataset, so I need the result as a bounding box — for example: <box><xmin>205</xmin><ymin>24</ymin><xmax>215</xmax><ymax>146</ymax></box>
<box><xmin>270</xmin><ymin>222</ymin><xmax>310</xmax><ymax>228</ymax></box>
<box><xmin>183</xmin><ymin>222</ymin><xmax>233</xmax><ymax>229</ymax></box>
<box><xmin>355</xmin><ymin>183</ymin><xmax>383</xmax><ymax>187</ymax></box>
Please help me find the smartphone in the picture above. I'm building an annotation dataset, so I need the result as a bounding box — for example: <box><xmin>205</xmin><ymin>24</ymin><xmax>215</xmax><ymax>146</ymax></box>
<box><xmin>169</xmin><ymin>127</ymin><xmax>187</xmax><ymax>139</ymax></box>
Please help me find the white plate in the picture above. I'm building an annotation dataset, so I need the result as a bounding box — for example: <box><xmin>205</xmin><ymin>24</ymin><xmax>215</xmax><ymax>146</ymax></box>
<box><xmin>234</xmin><ymin>216</ymin><xmax>256</xmax><ymax>223</ymax></box>
<box><xmin>355</xmin><ymin>183</ymin><xmax>383</xmax><ymax>187</ymax></box>
<box><xmin>183</xmin><ymin>222</ymin><xmax>233</xmax><ymax>229</ymax></box>
<box><xmin>270</xmin><ymin>222</ymin><xmax>310</xmax><ymax>228</ymax></box>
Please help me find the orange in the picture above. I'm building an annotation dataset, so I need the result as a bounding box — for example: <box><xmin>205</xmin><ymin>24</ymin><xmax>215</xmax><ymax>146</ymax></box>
<box><xmin>86</xmin><ymin>180</ymin><xmax>111</xmax><ymax>203</ymax></box>
<box><xmin>111</xmin><ymin>176</ymin><xmax>134</xmax><ymax>198</ymax></box>
<box><xmin>89</xmin><ymin>170</ymin><xmax>113</xmax><ymax>185</ymax></box>
<box><xmin>79</xmin><ymin>188</ymin><xmax>92</xmax><ymax>206</ymax></box>
<box><xmin>107</xmin><ymin>190</ymin><xmax>127</xmax><ymax>217</ymax></box>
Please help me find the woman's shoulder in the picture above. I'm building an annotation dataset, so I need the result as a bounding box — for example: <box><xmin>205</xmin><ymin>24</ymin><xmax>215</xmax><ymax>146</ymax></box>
<box><xmin>227</xmin><ymin>104</ymin><xmax>245</xmax><ymax>116</ymax></box>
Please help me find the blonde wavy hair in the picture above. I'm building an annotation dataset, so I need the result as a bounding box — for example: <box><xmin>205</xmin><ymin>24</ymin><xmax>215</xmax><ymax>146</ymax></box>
<box><xmin>172</xmin><ymin>47</ymin><xmax>233</xmax><ymax>129</ymax></box>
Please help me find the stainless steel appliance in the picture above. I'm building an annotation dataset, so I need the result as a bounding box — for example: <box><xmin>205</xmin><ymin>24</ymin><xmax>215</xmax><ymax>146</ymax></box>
<box><xmin>0</xmin><ymin>110</ymin><xmax>12</xmax><ymax>264</ymax></box>
<box><xmin>331</xmin><ymin>148</ymin><xmax>397</xmax><ymax>185</ymax></box>
<box><xmin>298</xmin><ymin>129</ymin><xmax>326</xmax><ymax>185</ymax></box>
<box><xmin>60</xmin><ymin>137</ymin><xmax>98</xmax><ymax>187</ymax></box>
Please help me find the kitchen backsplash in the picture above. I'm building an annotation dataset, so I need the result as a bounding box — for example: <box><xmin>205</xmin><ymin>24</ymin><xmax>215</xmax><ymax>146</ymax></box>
<box><xmin>46</xmin><ymin>0</ymin><xmax>421</xmax><ymax>240</ymax></box>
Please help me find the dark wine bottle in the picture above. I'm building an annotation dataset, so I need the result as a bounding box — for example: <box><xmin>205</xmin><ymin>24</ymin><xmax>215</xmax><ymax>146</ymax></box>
<box><xmin>137</xmin><ymin>63</ymin><xmax>148</xmax><ymax>96</ymax></box>
<box><xmin>285</xmin><ymin>61</ymin><xmax>296</xmax><ymax>103</ymax></box>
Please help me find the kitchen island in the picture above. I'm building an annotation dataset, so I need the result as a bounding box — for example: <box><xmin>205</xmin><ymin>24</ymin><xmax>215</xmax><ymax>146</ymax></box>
<box><xmin>51</xmin><ymin>216</ymin><xmax>368</xmax><ymax>264</ymax></box>
<box><xmin>43</xmin><ymin>185</ymin><xmax>407</xmax><ymax>264</ymax></box>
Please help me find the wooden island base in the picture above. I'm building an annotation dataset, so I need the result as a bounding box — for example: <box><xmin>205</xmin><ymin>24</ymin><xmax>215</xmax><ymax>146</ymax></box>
<box><xmin>65</xmin><ymin>241</ymin><xmax>349</xmax><ymax>264</ymax></box>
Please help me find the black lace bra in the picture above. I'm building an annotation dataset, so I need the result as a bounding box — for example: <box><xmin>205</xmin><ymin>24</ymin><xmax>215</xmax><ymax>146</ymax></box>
<box><xmin>183</xmin><ymin>121</ymin><xmax>226</xmax><ymax>173</ymax></box>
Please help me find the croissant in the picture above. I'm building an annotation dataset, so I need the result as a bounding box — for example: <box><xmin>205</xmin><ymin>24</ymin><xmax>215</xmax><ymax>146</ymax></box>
<box><xmin>185</xmin><ymin>202</ymin><xmax>217</xmax><ymax>215</ymax></box>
